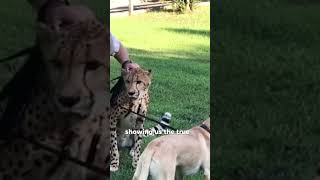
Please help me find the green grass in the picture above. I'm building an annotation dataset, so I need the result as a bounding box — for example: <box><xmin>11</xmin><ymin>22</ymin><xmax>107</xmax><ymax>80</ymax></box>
<box><xmin>111</xmin><ymin>6</ymin><xmax>210</xmax><ymax>180</ymax></box>
<box><xmin>0</xmin><ymin>1</ymin><xmax>209</xmax><ymax>179</ymax></box>
<box><xmin>213</xmin><ymin>0</ymin><xmax>320</xmax><ymax>180</ymax></box>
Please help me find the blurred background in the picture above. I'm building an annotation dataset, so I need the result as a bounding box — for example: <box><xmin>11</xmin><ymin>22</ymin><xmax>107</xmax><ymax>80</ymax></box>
<box><xmin>213</xmin><ymin>0</ymin><xmax>320</xmax><ymax>179</ymax></box>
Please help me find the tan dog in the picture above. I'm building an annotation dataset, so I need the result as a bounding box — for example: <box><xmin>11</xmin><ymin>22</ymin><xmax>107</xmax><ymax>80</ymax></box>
<box><xmin>133</xmin><ymin>118</ymin><xmax>210</xmax><ymax>180</ymax></box>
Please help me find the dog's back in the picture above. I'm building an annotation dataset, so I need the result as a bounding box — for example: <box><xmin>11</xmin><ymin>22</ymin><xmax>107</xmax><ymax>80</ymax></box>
<box><xmin>133</xmin><ymin>118</ymin><xmax>211</xmax><ymax>180</ymax></box>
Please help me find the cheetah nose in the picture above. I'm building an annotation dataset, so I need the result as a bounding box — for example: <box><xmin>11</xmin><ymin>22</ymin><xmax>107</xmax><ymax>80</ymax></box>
<box><xmin>58</xmin><ymin>96</ymin><xmax>80</xmax><ymax>107</ymax></box>
<box><xmin>128</xmin><ymin>92</ymin><xmax>135</xmax><ymax>96</ymax></box>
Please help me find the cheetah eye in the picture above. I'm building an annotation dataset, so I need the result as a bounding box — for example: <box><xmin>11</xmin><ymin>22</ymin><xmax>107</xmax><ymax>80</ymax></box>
<box><xmin>136</xmin><ymin>81</ymin><xmax>142</xmax><ymax>84</ymax></box>
<box><xmin>126</xmin><ymin>80</ymin><xmax>130</xmax><ymax>83</ymax></box>
<box><xmin>85</xmin><ymin>61</ymin><xmax>101</xmax><ymax>71</ymax></box>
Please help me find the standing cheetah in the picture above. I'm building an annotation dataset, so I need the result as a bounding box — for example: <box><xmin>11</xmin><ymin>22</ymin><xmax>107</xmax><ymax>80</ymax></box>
<box><xmin>110</xmin><ymin>68</ymin><xmax>152</xmax><ymax>172</ymax></box>
<box><xmin>0</xmin><ymin>0</ymin><xmax>109</xmax><ymax>179</ymax></box>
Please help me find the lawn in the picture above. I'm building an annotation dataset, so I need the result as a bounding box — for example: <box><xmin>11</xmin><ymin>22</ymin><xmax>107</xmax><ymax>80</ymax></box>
<box><xmin>110</xmin><ymin>5</ymin><xmax>210</xmax><ymax>180</ymax></box>
<box><xmin>0</xmin><ymin>1</ymin><xmax>210</xmax><ymax>179</ymax></box>
<box><xmin>213</xmin><ymin>0</ymin><xmax>320</xmax><ymax>180</ymax></box>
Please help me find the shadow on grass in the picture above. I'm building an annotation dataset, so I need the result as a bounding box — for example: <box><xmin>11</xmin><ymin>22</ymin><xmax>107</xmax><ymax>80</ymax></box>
<box><xmin>127</xmin><ymin>46</ymin><xmax>210</xmax><ymax>65</ymax></box>
<box><xmin>111</xmin><ymin>47</ymin><xmax>210</xmax><ymax>121</ymax></box>
<box><xmin>164</xmin><ymin>28</ymin><xmax>210</xmax><ymax>38</ymax></box>
<box><xmin>148</xmin><ymin>8</ymin><xmax>175</xmax><ymax>13</ymax></box>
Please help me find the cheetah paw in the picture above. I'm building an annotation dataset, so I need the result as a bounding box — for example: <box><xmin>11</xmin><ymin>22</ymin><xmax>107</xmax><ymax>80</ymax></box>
<box><xmin>129</xmin><ymin>149</ymin><xmax>134</xmax><ymax>157</ymax></box>
<box><xmin>110</xmin><ymin>165</ymin><xmax>119</xmax><ymax>172</ymax></box>
<box><xmin>132</xmin><ymin>162</ymin><xmax>137</xmax><ymax>168</ymax></box>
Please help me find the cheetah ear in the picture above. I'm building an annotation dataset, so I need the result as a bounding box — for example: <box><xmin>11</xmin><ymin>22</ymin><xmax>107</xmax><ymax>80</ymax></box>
<box><xmin>146</xmin><ymin>69</ymin><xmax>152</xmax><ymax>77</ymax></box>
<box><xmin>121</xmin><ymin>68</ymin><xmax>129</xmax><ymax>76</ymax></box>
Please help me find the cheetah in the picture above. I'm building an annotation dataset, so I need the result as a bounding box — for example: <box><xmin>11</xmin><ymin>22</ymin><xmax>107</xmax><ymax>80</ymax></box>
<box><xmin>0</xmin><ymin>0</ymin><xmax>109</xmax><ymax>180</ymax></box>
<box><xmin>110</xmin><ymin>68</ymin><xmax>152</xmax><ymax>172</ymax></box>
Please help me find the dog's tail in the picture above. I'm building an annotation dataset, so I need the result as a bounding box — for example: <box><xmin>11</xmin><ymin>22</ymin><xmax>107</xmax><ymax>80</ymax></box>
<box><xmin>132</xmin><ymin>145</ymin><xmax>155</xmax><ymax>180</ymax></box>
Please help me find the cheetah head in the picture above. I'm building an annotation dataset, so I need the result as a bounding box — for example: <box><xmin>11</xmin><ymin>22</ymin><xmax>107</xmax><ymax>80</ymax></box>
<box><xmin>121</xmin><ymin>68</ymin><xmax>152</xmax><ymax>100</ymax></box>
<box><xmin>37</xmin><ymin>7</ymin><xmax>109</xmax><ymax>119</ymax></box>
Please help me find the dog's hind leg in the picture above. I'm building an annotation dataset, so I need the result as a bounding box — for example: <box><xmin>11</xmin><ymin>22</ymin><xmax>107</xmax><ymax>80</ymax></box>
<box><xmin>149</xmin><ymin>147</ymin><xmax>177</xmax><ymax>180</ymax></box>
<box><xmin>162</xmin><ymin>160</ymin><xmax>176</xmax><ymax>180</ymax></box>
<box><xmin>149</xmin><ymin>160</ymin><xmax>174</xmax><ymax>180</ymax></box>
<box><xmin>164</xmin><ymin>170</ymin><xmax>176</xmax><ymax>180</ymax></box>
<box><xmin>203</xmin><ymin>158</ymin><xmax>210</xmax><ymax>180</ymax></box>
<box><xmin>204</xmin><ymin>174</ymin><xmax>210</xmax><ymax>180</ymax></box>
<box><xmin>203</xmin><ymin>167</ymin><xmax>210</xmax><ymax>180</ymax></box>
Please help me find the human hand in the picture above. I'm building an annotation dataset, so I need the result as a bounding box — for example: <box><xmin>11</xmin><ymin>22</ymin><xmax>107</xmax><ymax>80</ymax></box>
<box><xmin>122</xmin><ymin>60</ymin><xmax>140</xmax><ymax>71</ymax></box>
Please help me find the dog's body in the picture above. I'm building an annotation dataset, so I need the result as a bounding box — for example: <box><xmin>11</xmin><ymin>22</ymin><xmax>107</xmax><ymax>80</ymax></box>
<box><xmin>133</xmin><ymin>118</ymin><xmax>210</xmax><ymax>180</ymax></box>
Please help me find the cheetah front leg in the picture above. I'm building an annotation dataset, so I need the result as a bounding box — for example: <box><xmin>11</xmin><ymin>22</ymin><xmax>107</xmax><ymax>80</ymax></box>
<box><xmin>110</xmin><ymin>108</ymin><xmax>120</xmax><ymax>172</ymax></box>
<box><xmin>131</xmin><ymin>117</ymin><xmax>144</xmax><ymax>168</ymax></box>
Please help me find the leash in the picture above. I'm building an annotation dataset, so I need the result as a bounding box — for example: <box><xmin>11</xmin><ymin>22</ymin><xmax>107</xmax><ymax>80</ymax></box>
<box><xmin>200</xmin><ymin>123</ymin><xmax>210</xmax><ymax>134</ymax></box>
<box><xmin>0</xmin><ymin>47</ymin><xmax>34</xmax><ymax>63</ymax></box>
<box><xmin>111</xmin><ymin>76</ymin><xmax>121</xmax><ymax>82</ymax></box>
<box><xmin>18</xmin><ymin>134</ymin><xmax>109</xmax><ymax>176</ymax></box>
<box><xmin>118</xmin><ymin>105</ymin><xmax>178</xmax><ymax>131</ymax></box>
<box><xmin>119</xmin><ymin>104</ymin><xmax>210</xmax><ymax>134</ymax></box>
